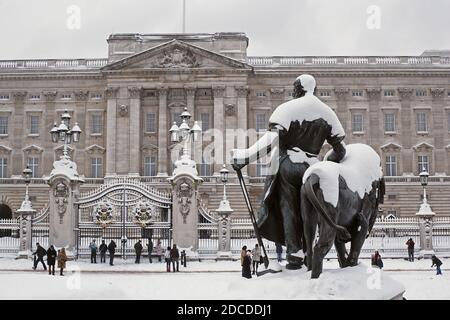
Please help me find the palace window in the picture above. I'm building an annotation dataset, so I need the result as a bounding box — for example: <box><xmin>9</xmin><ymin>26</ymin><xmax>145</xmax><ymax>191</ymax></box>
<box><xmin>30</xmin><ymin>94</ymin><xmax>40</xmax><ymax>100</ymax></box>
<box><xmin>27</xmin><ymin>157</ymin><xmax>39</xmax><ymax>178</ymax></box>
<box><xmin>0</xmin><ymin>158</ymin><xmax>7</xmax><ymax>178</ymax></box>
<box><xmin>416</xmin><ymin>112</ymin><xmax>428</xmax><ymax>132</ymax></box>
<box><xmin>200</xmin><ymin>113</ymin><xmax>210</xmax><ymax>131</ymax></box>
<box><xmin>30</xmin><ymin>115</ymin><xmax>40</xmax><ymax>135</ymax></box>
<box><xmin>319</xmin><ymin>91</ymin><xmax>330</xmax><ymax>97</ymax></box>
<box><xmin>91</xmin><ymin>93</ymin><xmax>103</xmax><ymax>100</ymax></box>
<box><xmin>91</xmin><ymin>113</ymin><xmax>102</xmax><ymax>134</ymax></box>
<box><xmin>0</xmin><ymin>94</ymin><xmax>9</xmax><ymax>100</ymax></box>
<box><xmin>144</xmin><ymin>156</ymin><xmax>157</xmax><ymax>176</ymax></box>
<box><xmin>61</xmin><ymin>93</ymin><xmax>72</xmax><ymax>100</ymax></box>
<box><xmin>256</xmin><ymin>91</ymin><xmax>266</xmax><ymax>97</ymax></box>
<box><xmin>91</xmin><ymin>157</ymin><xmax>103</xmax><ymax>178</ymax></box>
<box><xmin>385</xmin><ymin>155</ymin><xmax>397</xmax><ymax>176</ymax></box>
<box><xmin>199</xmin><ymin>157</ymin><xmax>212</xmax><ymax>176</ymax></box>
<box><xmin>0</xmin><ymin>116</ymin><xmax>8</xmax><ymax>135</ymax></box>
<box><xmin>352</xmin><ymin>114</ymin><xmax>364</xmax><ymax>132</ymax></box>
<box><xmin>384</xmin><ymin>90</ymin><xmax>395</xmax><ymax>97</ymax></box>
<box><xmin>416</xmin><ymin>89</ymin><xmax>427</xmax><ymax>97</ymax></box>
<box><xmin>145</xmin><ymin>112</ymin><xmax>156</xmax><ymax>133</ymax></box>
<box><xmin>418</xmin><ymin>155</ymin><xmax>429</xmax><ymax>173</ymax></box>
<box><xmin>384</xmin><ymin>113</ymin><xmax>396</xmax><ymax>132</ymax></box>
<box><xmin>256</xmin><ymin>114</ymin><xmax>266</xmax><ymax>132</ymax></box>
<box><xmin>352</xmin><ymin>90</ymin><xmax>363</xmax><ymax>97</ymax></box>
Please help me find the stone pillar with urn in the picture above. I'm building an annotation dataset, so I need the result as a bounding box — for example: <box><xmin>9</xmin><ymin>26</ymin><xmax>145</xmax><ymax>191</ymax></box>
<box><xmin>216</xmin><ymin>165</ymin><xmax>233</xmax><ymax>260</ymax></box>
<box><xmin>16</xmin><ymin>166</ymin><xmax>36</xmax><ymax>259</ymax></box>
<box><xmin>416</xmin><ymin>169</ymin><xmax>435</xmax><ymax>258</ymax></box>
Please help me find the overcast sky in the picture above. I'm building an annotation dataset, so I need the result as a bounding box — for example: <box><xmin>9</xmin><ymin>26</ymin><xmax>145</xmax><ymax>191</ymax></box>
<box><xmin>1</xmin><ymin>0</ymin><xmax>449</xmax><ymax>59</ymax></box>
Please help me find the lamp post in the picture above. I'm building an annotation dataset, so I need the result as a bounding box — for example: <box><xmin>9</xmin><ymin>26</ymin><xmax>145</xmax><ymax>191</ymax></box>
<box><xmin>216</xmin><ymin>164</ymin><xmax>233</xmax><ymax>260</ymax></box>
<box><xmin>49</xmin><ymin>110</ymin><xmax>81</xmax><ymax>161</ymax></box>
<box><xmin>169</xmin><ymin>107</ymin><xmax>202</xmax><ymax>176</ymax></box>
<box><xmin>416</xmin><ymin>167</ymin><xmax>435</xmax><ymax>258</ymax></box>
<box><xmin>16</xmin><ymin>166</ymin><xmax>36</xmax><ymax>259</ymax></box>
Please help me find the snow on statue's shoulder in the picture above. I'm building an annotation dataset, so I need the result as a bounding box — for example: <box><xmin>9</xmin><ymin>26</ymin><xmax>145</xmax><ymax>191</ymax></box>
<box><xmin>303</xmin><ymin>144</ymin><xmax>383</xmax><ymax>207</ymax></box>
<box><xmin>269</xmin><ymin>95</ymin><xmax>345</xmax><ymax>137</ymax></box>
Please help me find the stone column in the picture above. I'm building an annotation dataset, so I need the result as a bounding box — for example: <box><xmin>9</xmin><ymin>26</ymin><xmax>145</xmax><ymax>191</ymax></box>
<box><xmin>416</xmin><ymin>190</ymin><xmax>435</xmax><ymax>258</ymax></box>
<box><xmin>366</xmin><ymin>88</ymin><xmax>382</xmax><ymax>147</ymax></box>
<box><xmin>236</xmin><ymin>86</ymin><xmax>249</xmax><ymax>176</ymax></box>
<box><xmin>213</xmin><ymin>86</ymin><xmax>225</xmax><ymax>175</ymax></box>
<box><xmin>216</xmin><ymin>194</ymin><xmax>233</xmax><ymax>260</ymax></box>
<box><xmin>46</xmin><ymin>158</ymin><xmax>84</xmax><ymax>258</ymax></box>
<box><xmin>333</xmin><ymin>88</ymin><xmax>349</xmax><ymax>135</ymax></box>
<box><xmin>74</xmin><ymin>90</ymin><xmax>89</xmax><ymax>175</ymax></box>
<box><xmin>128</xmin><ymin>87</ymin><xmax>142</xmax><ymax>176</ymax></box>
<box><xmin>431</xmin><ymin>88</ymin><xmax>445</xmax><ymax>173</ymax></box>
<box><xmin>11</xmin><ymin>92</ymin><xmax>27</xmax><ymax>174</ymax></box>
<box><xmin>157</xmin><ymin>87</ymin><xmax>168</xmax><ymax>176</ymax></box>
<box><xmin>398</xmin><ymin>88</ymin><xmax>414</xmax><ymax>173</ymax></box>
<box><xmin>168</xmin><ymin>173</ymin><xmax>203</xmax><ymax>259</ymax></box>
<box><xmin>43</xmin><ymin>91</ymin><xmax>57</xmax><ymax>173</ymax></box>
<box><xmin>185</xmin><ymin>86</ymin><xmax>196</xmax><ymax>119</ymax></box>
<box><xmin>105</xmin><ymin>87</ymin><xmax>119</xmax><ymax>176</ymax></box>
<box><xmin>16</xmin><ymin>195</ymin><xmax>36</xmax><ymax>259</ymax></box>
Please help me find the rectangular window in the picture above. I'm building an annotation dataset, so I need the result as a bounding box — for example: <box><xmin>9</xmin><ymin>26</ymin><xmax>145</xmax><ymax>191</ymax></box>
<box><xmin>385</xmin><ymin>155</ymin><xmax>397</xmax><ymax>176</ymax></box>
<box><xmin>384</xmin><ymin>90</ymin><xmax>395</xmax><ymax>97</ymax></box>
<box><xmin>199</xmin><ymin>157</ymin><xmax>212</xmax><ymax>176</ymax></box>
<box><xmin>256</xmin><ymin>114</ymin><xmax>266</xmax><ymax>132</ymax></box>
<box><xmin>0</xmin><ymin>116</ymin><xmax>8</xmax><ymax>135</ymax></box>
<box><xmin>30</xmin><ymin>94</ymin><xmax>40</xmax><ymax>100</ymax></box>
<box><xmin>384</xmin><ymin>113</ymin><xmax>396</xmax><ymax>132</ymax></box>
<box><xmin>91</xmin><ymin>93</ymin><xmax>102</xmax><ymax>100</ymax></box>
<box><xmin>416</xmin><ymin>90</ymin><xmax>427</xmax><ymax>97</ymax></box>
<box><xmin>0</xmin><ymin>158</ymin><xmax>7</xmax><ymax>178</ymax></box>
<box><xmin>256</xmin><ymin>91</ymin><xmax>266</xmax><ymax>97</ymax></box>
<box><xmin>418</xmin><ymin>155</ymin><xmax>429</xmax><ymax>173</ymax></box>
<box><xmin>145</xmin><ymin>113</ymin><xmax>156</xmax><ymax>133</ymax></box>
<box><xmin>416</xmin><ymin>112</ymin><xmax>428</xmax><ymax>132</ymax></box>
<box><xmin>144</xmin><ymin>156</ymin><xmax>157</xmax><ymax>176</ymax></box>
<box><xmin>61</xmin><ymin>94</ymin><xmax>72</xmax><ymax>100</ymax></box>
<box><xmin>30</xmin><ymin>115</ymin><xmax>40</xmax><ymax>134</ymax></box>
<box><xmin>319</xmin><ymin>91</ymin><xmax>330</xmax><ymax>97</ymax></box>
<box><xmin>0</xmin><ymin>94</ymin><xmax>10</xmax><ymax>100</ymax></box>
<box><xmin>91</xmin><ymin>157</ymin><xmax>103</xmax><ymax>178</ymax></box>
<box><xmin>27</xmin><ymin>157</ymin><xmax>39</xmax><ymax>178</ymax></box>
<box><xmin>352</xmin><ymin>114</ymin><xmax>364</xmax><ymax>132</ymax></box>
<box><xmin>200</xmin><ymin>113</ymin><xmax>210</xmax><ymax>131</ymax></box>
<box><xmin>352</xmin><ymin>90</ymin><xmax>363</xmax><ymax>97</ymax></box>
<box><xmin>172</xmin><ymin>112</ymin><xmax>181</xmax><ymax>126</ymax></box>
<box><xmin>91</xmin><ymin>114</ymin><xmax>102</xmax><ymax>134</ymax></box>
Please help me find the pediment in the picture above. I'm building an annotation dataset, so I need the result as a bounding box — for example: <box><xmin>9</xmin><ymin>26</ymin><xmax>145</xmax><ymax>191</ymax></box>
<box><xmin>380</xmin><ymin>142</ymin><xmax>402</xmax><ymax>151</ymax></box>
<box><xmin>85</xmin><ymin>144</ymin><xmax>106</xmax><ymax>154</ymax></box>
<box><xmin>102</xmin><ymin>40</ymin><xmax>252</xmax><ymax>72</ymax></box>
<box><xmin>22</xmin><ymin>144</ymin><xmax>43</xmax><ymax>153</ymax></box>
<box><xmin>413</xmin><ymin>142</ymin><xmax>434</xmax><ymax>151</ymax></box>
<box><xmin>0</xmin><ymin>145</ymin><xmax>12</xmax><ymax>154</ymax></box>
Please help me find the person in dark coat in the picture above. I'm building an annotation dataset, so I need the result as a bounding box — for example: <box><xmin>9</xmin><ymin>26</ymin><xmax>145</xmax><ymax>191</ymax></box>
<box><xmin>134</xmin><ymin>240</ymin><xmax>143</xmax><ymax>264</ymax></box>
<box><xmin>242</xmin><ymin>250</ymin><xmax>252</xmax><ymax>279</ymax></box>
<box><xmin>275</xmin><ymin>243</ymin><xmax>283</xmax><ymax>262</ymax></box>
<box><xmin>371</xmin><ymin>250</ymin><xmax>381</xmax><ymax>266</ymax></box>
<box><xmin>376</xmin><ymin>254</ymin><xmax>384</xmax><ymax>269</ymax></box>
<box><xmin>170</xmin><ymin>244</ymin><xmax>180</xmax><ymax>272</ymax></box>
<box><xmin>46</xmin><ymin>245</ymin><xmax>57</xmax><ymax>275</ymax></box>
<box><xmin>431</xmin><ymin>255</ymin><xmax>443</xmax><ymax>275</ymax></box>
<box><xmin>57</xmin><ymin>248</ymin><xmax>67</xmax><ymax>276</ymax></box>
<box><xmin>108</xmin><ymin>240</ymin><xmax>116</xmax><ymax>266</ymax></box>
<box><xmin>406</xmin><ymin>238</ymin><xmax>415</xmax><ymax>262</ymax></box>
<box><xmin>232</xmin><ymin>74</ymin><xmax>346</xmax><ymax>270</ymax></box>
<box><xmin>147</xmin><ymin>239</ymin><xmax>154</xmax><ymax>263</ymax></box>
<box><xmin>99</xmin><ymin>240</ymin><xmax>107</xmax><ymax>263</ymax></box>
<box><xmin>32</xmin><ymin>242</ymin><xmax>47</xmax><ymax>270</ymax></box>
<box><xmin>164</xmin><ymin>246</ymin><xmax>171</xmax><ymax>272</ymax></box>
<box><xmin>89</xmin><ymin>240</ymin><xmax>97</xmax><ymax>264</ymax></box>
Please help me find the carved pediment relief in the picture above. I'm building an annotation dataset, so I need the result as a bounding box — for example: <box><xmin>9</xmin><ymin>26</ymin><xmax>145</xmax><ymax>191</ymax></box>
<box><xmin>380</xmin><ymin>142</ymin><xmax>402</xmax><ymax>151</ymax></box>
<box><xmin>413</xmin><ymin>142</ymin><xmax>434</xmax><ymax>151</ymax></box>
<box><xmin>0</xmin><ymin>145</ymin><xmax>12</xmax><ymax>154</ymax></box>
<box><xmin>85</xmin><ymin>144</ymin><xmax>106</xmax><ymax>154</ymax></box>
<box><xmin>102</xmin><ymin>40</ymin><xmax>252</xmax><ymax>72</ymax></box>
<box><xmin>22</xmin><ymin>144</ymin><xmax>43</xmax><ymax>154</ymax></box>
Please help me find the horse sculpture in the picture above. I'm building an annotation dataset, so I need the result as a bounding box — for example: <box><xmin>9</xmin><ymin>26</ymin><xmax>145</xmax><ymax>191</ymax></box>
<box><xmin>301</xmin><ymin>143</ymin><xmax>385</xmax><ymax>278</ymax></box>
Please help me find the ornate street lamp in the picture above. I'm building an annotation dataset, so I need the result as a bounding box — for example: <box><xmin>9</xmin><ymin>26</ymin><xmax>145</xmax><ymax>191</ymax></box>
<box><xmin>216</xmin><ymin>164</ymin><xmax>233</xmax><ymax>259</ymax></box>
<box><xmin>49</xmin><ymin>110</ymin><xmax>82</xmax><ymax>160</ymax></box>
<box><xmin>220</xmin><ymin>164</ymin><xmax>229</xmax><ymax>201</ymax></box>
<box><xmin>416</xmin><ymin>166</ymin><xmax>435</xmax><ymax>258</ymax></box>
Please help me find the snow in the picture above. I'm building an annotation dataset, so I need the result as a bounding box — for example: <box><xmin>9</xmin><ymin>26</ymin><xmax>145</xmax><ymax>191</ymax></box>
<box><xmin>269</xmin><ymin>94</ymin><xmax>345</xmax><ymax>138</ymax></box>
<box><xmin>303</xmin><ymin>144</ymin><xmax>383</xmax><ymax>207</ymax></box>
<box><xmin>287</xmin><ymin>148</ymin><xmax>319</xmax><ymax>165</ymax></box>
<box><xmin>45</xmin><ymin>157</ymin><xmax>84</xmax><ymax>182</ymax></box>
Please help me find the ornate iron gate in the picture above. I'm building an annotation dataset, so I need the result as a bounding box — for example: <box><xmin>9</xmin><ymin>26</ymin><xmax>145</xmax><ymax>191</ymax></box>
<box><xmin>75</xmin><ymin>178</ymin><xmax>172</xmax><ymax>259</ymax></box>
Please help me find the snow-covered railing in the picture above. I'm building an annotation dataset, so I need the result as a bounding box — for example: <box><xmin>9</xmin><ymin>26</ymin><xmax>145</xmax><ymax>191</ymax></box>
<box><xmin>0</xmin><ymin>58</ymin><xmax>108</xmax><ymax>70</ymax></box>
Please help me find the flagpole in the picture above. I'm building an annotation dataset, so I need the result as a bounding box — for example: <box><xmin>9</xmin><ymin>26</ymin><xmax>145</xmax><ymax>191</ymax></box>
<box><xmin>182</xmin><ymin>0</ymin><xmax>186</xmax><ymax>33</ymax></box>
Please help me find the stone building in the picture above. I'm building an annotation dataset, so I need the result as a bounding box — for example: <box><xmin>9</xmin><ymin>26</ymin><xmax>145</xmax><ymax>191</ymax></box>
<box><xmin>1</xmin><ymin>32</ymin><xmax>450</xmax><ymax>219</ymax></box>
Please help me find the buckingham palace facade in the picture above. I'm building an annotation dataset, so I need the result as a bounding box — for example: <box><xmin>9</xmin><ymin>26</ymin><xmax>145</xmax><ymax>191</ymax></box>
<box><xmin>1</xmin><ymin>32</ymin><xmax>450</xmax><ymax>219</ymax></box>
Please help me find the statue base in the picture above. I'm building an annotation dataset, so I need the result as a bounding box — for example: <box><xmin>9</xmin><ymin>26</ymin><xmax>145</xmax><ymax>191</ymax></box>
<box><xmin>225</xmin><ymin>263</ymin><xmax>405</xmax><ymax>300</ymax></box>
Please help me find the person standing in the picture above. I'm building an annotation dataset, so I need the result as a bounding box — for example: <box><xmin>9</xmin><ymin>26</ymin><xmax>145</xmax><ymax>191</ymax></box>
<box><xmin>155</xmin><ymin>239</ymin><xmax>163</xmax><ymax>262</ymax></box>
<box><xmin>147</xmin><ymin>239</ymin><xmax>154</xmax><ymax>263</ymax></box>
<box><xmin>170</xmin><ymin>244</ymin><xmax>180</xmax><ymax>272</ymax></box>
<box><xmin>134</xmin><ymin>240</ymin><xmax>143</xmax><ymax>264</ymax></box>
<box><xmin>46</xmin><ymin>245</ymin><xmax>57</xmax><ymax>275</ymax></box>
<box><xmin>57</xmin><ymin>248</ymin><xmax>67</xmax><ymax>276</ymax></box>
<box><xmin>371</xmin><ymin>250</ymin><xmax>381</xmax><ymax>266</ymax></box>
<box><xmin>251</xmin><ymin>244</ymin><xmax>261</xmax><ymax>275</ymax></box>
<box><xmin>431</xmin><ymin>255</ymin><xmax>443</xmax><ymax>275</ymax></box>
<box><xmin>108</xmin><ymin>240</ymin><xmax>116</xmax><ymax>266</ymax></box>
<box><xmin>240</xmin><ymin>245</ymin><xmax>247</xmax><ymax>267</ymax></box>
<box><xmin>376</xmin><ymin>254</ymin><xmax>384</xmax><ymax>269</ymax></box>
<box><xmin>406</xmin><ymin>238</ymin><xmax>415</xmax><ymax>262</ymax></box>
<box><xmin>99</xmin><ymin>240</ymin><xmax>107</xmax><ymax>263</ymax></box>
<box><xmin>164</xmin><ymin>246</ymin><xmax>171</xmax><ymax>272</ymax></box>
<box><xmin>89</xmin><ymin>239</ymin><xmax>98</xmax><ymax>264</ymax></box>
<box><xmin>32</xmin><ymin>242</ymin><xmax>47</xmax><ymax>270</ymax></box>
<box><xmin>275</xmin><ymin>243</ymin><xmax>283</xmax><ymax>263</ymax></box>
<box><xmin>242</xmin><ymin>250</ymin><xmax>252</xmax><ymax>279</ymax></box>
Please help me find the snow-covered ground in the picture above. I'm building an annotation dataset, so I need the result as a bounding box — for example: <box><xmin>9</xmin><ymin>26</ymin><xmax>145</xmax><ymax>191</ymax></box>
<box><xmin>0</xmin><ymin>257</ymin><xmax>447</xmax><ymax>300</ymax></box>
